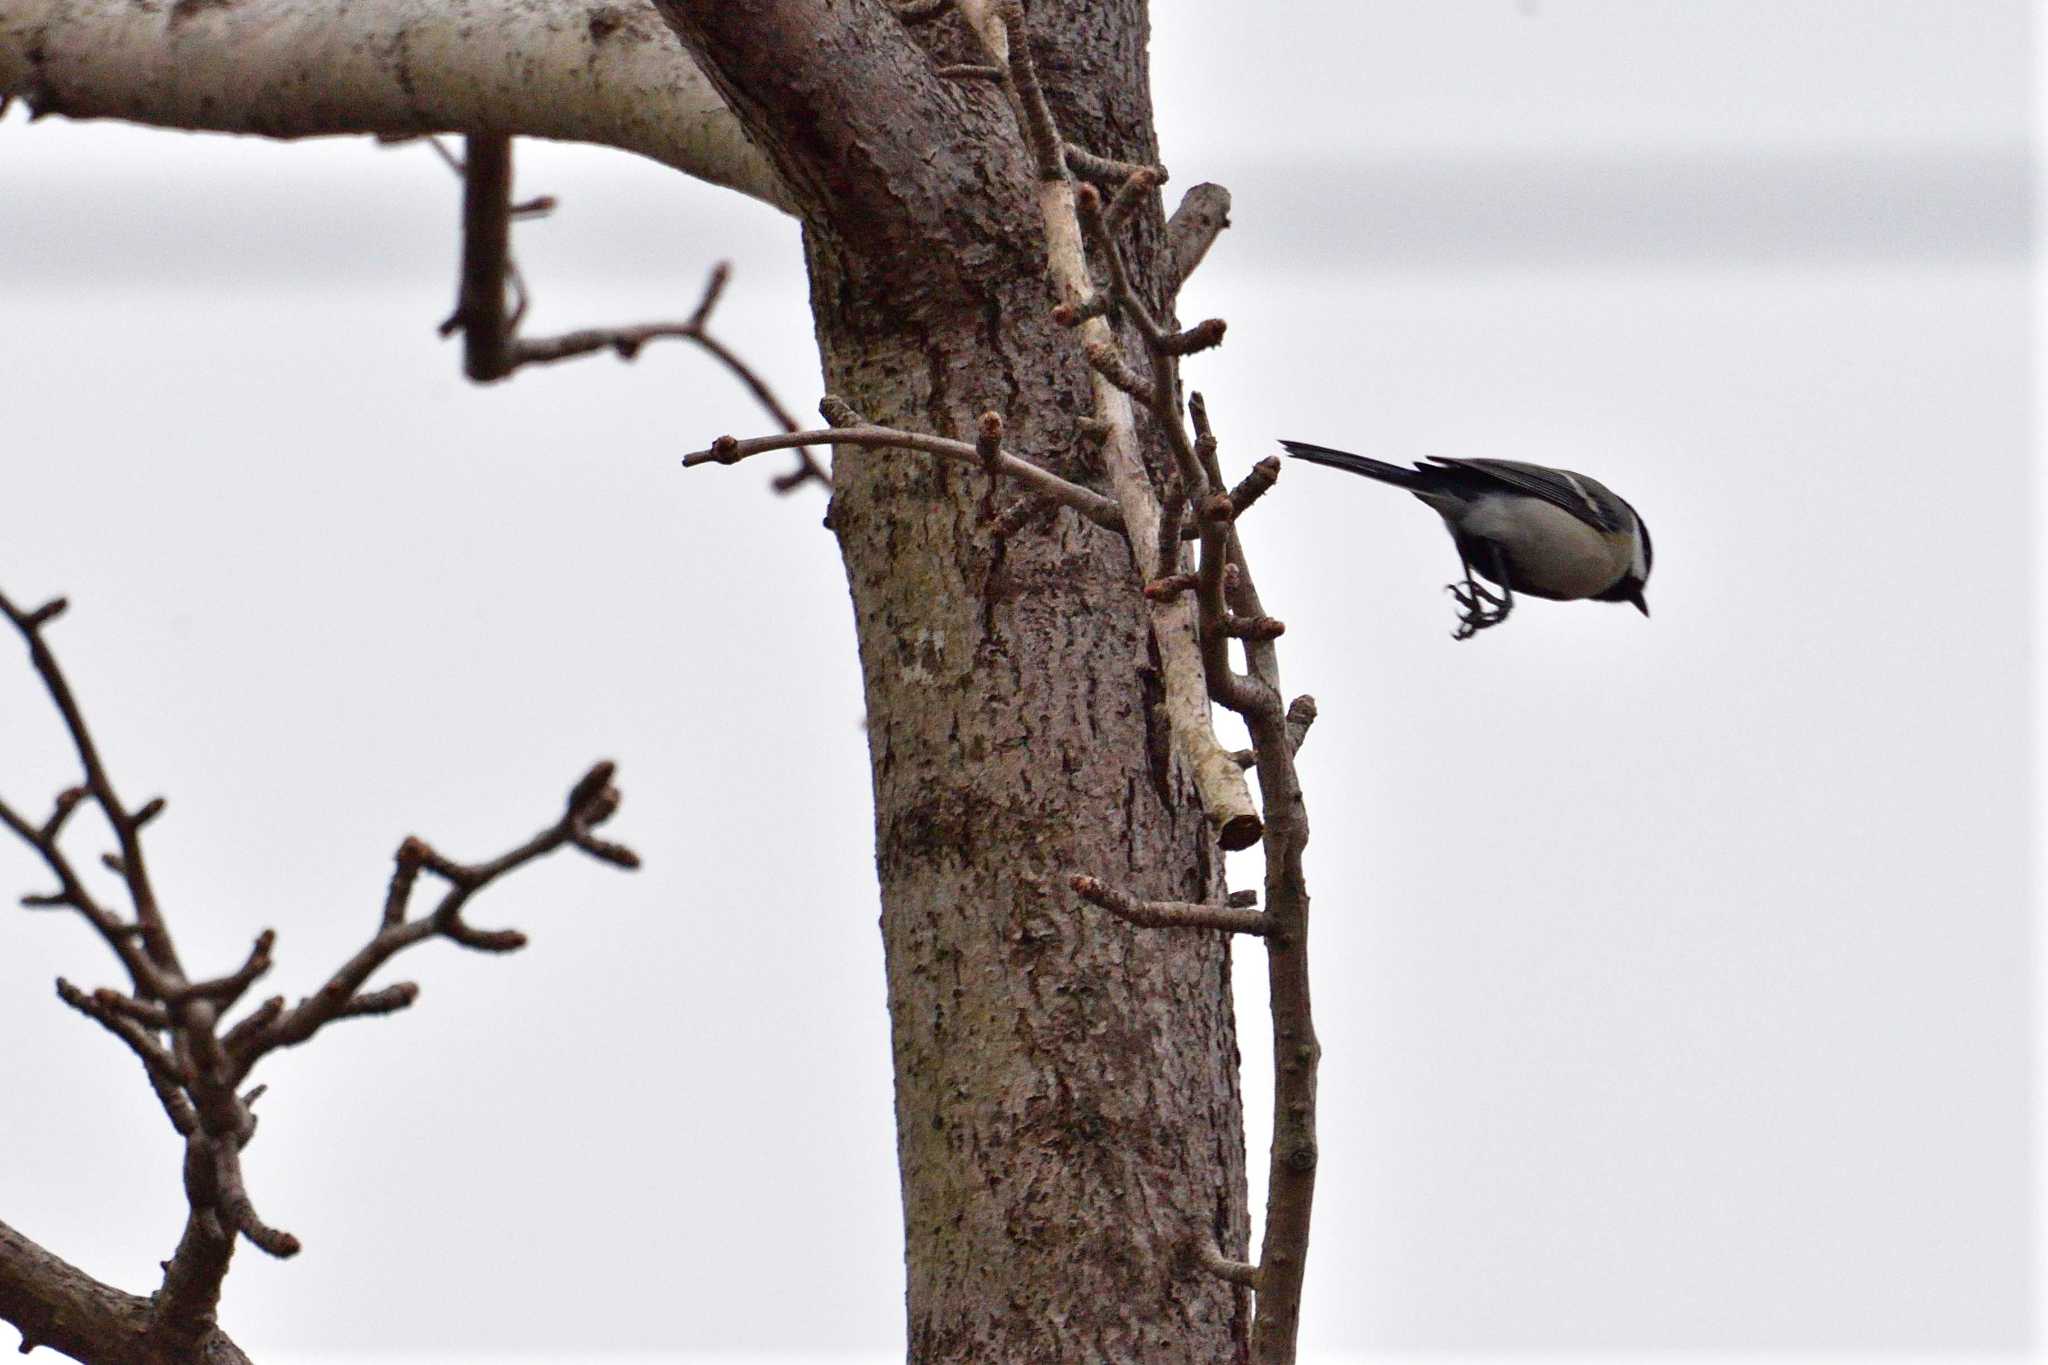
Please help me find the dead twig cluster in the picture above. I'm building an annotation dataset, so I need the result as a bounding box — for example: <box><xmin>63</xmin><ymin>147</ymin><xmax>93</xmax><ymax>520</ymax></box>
<box><xmin>420</xmin><ymin>132</ymin><xmax>825</xmax><ymax>495</ymax></box>
<box><xmin>682</xmin><ymin>3</ymin><xmax>1321</xmax><ymax>1359</ymax></box>
<box><xmin>0</xmin><ymin>587</ymin><xmax>636</xmax><ymax>1358</ymax></box>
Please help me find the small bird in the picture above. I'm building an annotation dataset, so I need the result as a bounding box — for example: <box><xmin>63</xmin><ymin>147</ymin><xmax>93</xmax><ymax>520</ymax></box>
<box><xmin>1279</xmin><ymin>441</ymin><xmax>1653</xmax><ymax>639</ymax></box>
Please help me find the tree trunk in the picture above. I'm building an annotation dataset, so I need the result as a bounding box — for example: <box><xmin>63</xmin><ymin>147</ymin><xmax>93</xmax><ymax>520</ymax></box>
<box><xmin>6</xmin><ymin>0</ymin><xmax>1259</xmax><ymax>1354</ymax></box>
<box><xmin>815</xmin><ymin>240</ymin><xmax>1251</xmax><ymax>1360</ymax></box>
<box><xmin>658</xmin><ymin>1</ymin><xmax>1253</xmax><ymax>1357</ymax></box>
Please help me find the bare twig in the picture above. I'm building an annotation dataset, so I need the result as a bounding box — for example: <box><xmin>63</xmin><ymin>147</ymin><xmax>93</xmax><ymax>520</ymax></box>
<box><xmin>1070</xmin><ymin>875</ymin><xmax>1269</xmax><ymax>936</ymax></box>
<box><xmin>54</xmin><ymin>978</ymin><xmax>184</xmax><ymax>1091</ymax></box>
<box><xmin>1</xmin><ymin>586</ymin><xmax>636</xmax><ymax>1359</ymax></box>
<box><xmin>241</xmin><ymin>766</ymin><xmax>634</xmax><ymax>1062</ymax></box>
<box><xmin>1103</xmin><ymin>166</ymin><xmax>1163</xmax><ymax>235</ymax></box>
<box><xmin>1202</xmin><ymin>1242</ymin><xmax>1263</xmax><ymax>1289</ymax></box>
<box><xmin>1227</xmin><ymin>456</ymin><xmax>1282</xmax><ymax>520</ymax></box>
<box><xmin>993</xmin><ymin>1</ymin><xmax>1062</xmax><ymax>178</ymax></box>
<box><xmin>431</xmin><ymin>134</ymin><xmax>826</xmax><ymax>495</ymax></box>
<box><xmin>1064</xmin><ymin>143</ymin><xmax>1164</xmax><ymax>189</ymax></box>
<box><xmin>684</xmin><ymin>417</ymin><xmax>1126</xmax><ymax>532</ymax></box>
<box><xmin>1229</xmin><ymin>694</ymin><xmax>1317</xmax><ymax>769</ymax></box>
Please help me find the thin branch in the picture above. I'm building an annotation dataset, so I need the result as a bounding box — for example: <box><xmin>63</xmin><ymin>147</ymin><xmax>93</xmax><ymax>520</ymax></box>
<box><xmin>2</xmin><ymin>587</ymin><xmax>636</xmax><ymax>1360</ymax></box>
<box><xmin>1202</xmin><ymin>1242</ymin><xmax>1264</xmax><ymax>1290</ymax></box>
<box><xmin>433</xmin><ymin>135</ymin><xmax>827</xmax><ymax>495</ymax></box>
<box><xmin>1070</xmin><ymin>876</ymin><xmax>1270</xmax><ymax>936</ymax></box>
<box><xmin>993</xmin><ymin>1</ymin><xmax>1063</xmax><ymax>178</ymax></box>
<box><xmin>684</xmin><ymin>420</ymin><xmax>1126</xmax><ymax>532</ymax></box>
<box><xmin>1284</xmin><ymin>695</ymin><xmax>1318</xmax><ymax>756</ymax></box>
<box><xmin>1229</xmin><ymin>694</ymin><xmax>1317</xmax><ymax>769</ymax></box>
<box><xmin>163</xmin><ymin>930</ymin><xmax>274</xmax><ymax>1009</ymax></box>
<box><xmin>1064</xmin><ymin>143</ymin><xmax>1164</xmax><ymax>189</ymax></box>
<box><xmin>212</xmin><ymin>1145</ymin><xmax>300</xmax><ymax>1259</ymax></box>
<box><xmin>237</xmin><ymin>762</ymin><xmax>637</xmax><ymax>1065</ymax></box>
<box><xmin>54</xmin><ymin>978</ymin><xmax>185</xmax><ymax>1092</ymax></box>
<box><xmin>1102</xmin><ymin>165</ymin><xmax>1163</xmax><ymax>236</ymax></box>
<box><xmin>1226</xmin><ymin>456</ymin><xmax>1282</xmax><ymax>521</ymax></box>
<box><xmin>0</xmin><ymin>593</ymin><xmax>183</xmax><ymax>981</ymax></box>
<box><xmin>890</xmin><ymin>0</ymin><xmax>956</xmax><ymax>20</ymax></box>
<box><xmin>1157</xmin><ymin>318</ymin><xmax>1228</xmax><ymax>356</ymax></box>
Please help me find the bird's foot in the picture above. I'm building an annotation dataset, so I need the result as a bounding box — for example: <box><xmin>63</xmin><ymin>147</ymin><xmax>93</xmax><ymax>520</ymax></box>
<box><xmin>1447</xmin><ymin>577</ymin><xmax>1508</xmax><ymax>610</ymax></box>
<box><xmin>1446</xmin><ymin>579</ymin><xmax>1512</xmax><ymax>640</ymax></box>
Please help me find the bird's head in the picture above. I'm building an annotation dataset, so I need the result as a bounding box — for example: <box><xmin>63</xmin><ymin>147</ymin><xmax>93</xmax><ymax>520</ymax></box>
<box><xmin>1622</xmin><ymin>515</ymin><xmax>1653</xmax><ymax>615</ymax></box>
<box><xmin>1597</xmin><ymin>513</ymin><xmax>1652</xmax><ymax>616</ymax></box>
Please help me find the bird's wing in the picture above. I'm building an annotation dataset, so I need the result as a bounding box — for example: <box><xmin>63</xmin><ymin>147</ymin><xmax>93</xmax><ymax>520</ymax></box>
<box><xmin>1426</xmin><ymin>458</ymin><xmax>1631</xmax><ymax>533</ymax></box>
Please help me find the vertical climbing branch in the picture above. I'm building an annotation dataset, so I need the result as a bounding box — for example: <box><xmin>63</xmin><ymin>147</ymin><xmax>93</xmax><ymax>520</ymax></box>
<box><xmin>981</xmin><ymin>4</ymin><xmax>1323</xmax><ymax>1358</ymax></box>
<box><xmin>979</xmin><ymin>0</ymin><xmax>1262</xmax><ymax>852</ymax></box>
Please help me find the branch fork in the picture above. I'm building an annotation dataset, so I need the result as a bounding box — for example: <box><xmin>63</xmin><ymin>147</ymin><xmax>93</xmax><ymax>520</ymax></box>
<box><xmin>432</xmin><ymin>134</ymin><xmax>826</xmax><ymax>495</ymax></box>
<box><xmin>1</xmin><ymin>587</ymin><xmax>637</xmax><ymax>1358</ymax></box>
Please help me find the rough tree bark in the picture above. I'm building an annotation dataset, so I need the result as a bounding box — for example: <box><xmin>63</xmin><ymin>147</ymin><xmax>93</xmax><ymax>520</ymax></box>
<box><xmin>3</xmin><ymin>0</ymin><xmax>1276</xmax><ymax>1359</ymax></box>
<box><xmin>658</xmin><ymin>3</ymin><xmax>1253</xmax><ymax>1355</ymax></box>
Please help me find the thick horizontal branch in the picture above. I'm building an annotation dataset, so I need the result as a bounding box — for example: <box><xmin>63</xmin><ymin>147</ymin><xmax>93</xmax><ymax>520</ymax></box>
<box><xmin>0</xmin><ymin>1219</ymin><xmax>172</xmax><ymax>1365</ymax></box>
<box><xmin>1070</xmin><ymin>875</ymin><xmax>1270</xmax><ymax>937</ymax></box>
<box><xmin>684</xmin><ymin>424</ymin><xmax>1124</xmax><ymax>531</ymax></box>
<box><xmin>1</xmin><ymin>0</ymin><xmax>789</xmax><ymax>209</ymax></box>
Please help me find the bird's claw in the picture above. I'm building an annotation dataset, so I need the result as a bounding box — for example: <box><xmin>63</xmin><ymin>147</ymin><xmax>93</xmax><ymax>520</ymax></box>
<box><xmin>1445</xmin><ymin>578</ymin><xmax>1507</xmax><ymax>610</ymax></box>
<box><xmin>1446</xmin><ymin>578</ymin><xmax>1511</xmax><ymax>640</ymax></box>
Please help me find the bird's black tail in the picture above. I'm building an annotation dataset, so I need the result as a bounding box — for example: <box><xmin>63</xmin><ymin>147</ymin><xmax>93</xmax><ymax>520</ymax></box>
<box><xmin>1277</xmin><ymin>440</ymin><xmax>1420</xmax><ymax>488</ymax></box>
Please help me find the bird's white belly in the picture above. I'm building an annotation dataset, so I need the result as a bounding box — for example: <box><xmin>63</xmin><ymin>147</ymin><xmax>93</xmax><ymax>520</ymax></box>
<box><xmin>1458</xmin><ymin>496</ymin><xmax>1630</xmax><ymax>599</ymax></box>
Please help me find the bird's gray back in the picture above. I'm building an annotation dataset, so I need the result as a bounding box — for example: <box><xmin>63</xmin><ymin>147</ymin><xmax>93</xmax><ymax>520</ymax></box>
<box><xmin>1428</xmin><ymin>457</ymin><xmax>1634</xmax><ymax>535</ymax></box>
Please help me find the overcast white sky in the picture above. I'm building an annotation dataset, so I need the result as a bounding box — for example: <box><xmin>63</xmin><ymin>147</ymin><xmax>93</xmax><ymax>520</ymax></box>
<box><xmin>0</xmin><ymin>1</ymin><xmax>2034</xmax><ymax>1358</ymax></box>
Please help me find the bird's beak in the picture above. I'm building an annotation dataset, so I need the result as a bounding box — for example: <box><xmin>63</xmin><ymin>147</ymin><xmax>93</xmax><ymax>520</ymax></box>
<box><xmin>1628</xmin><ymin>585</ymin><xmax>1650</xmax><ymax>617</ymax></box>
